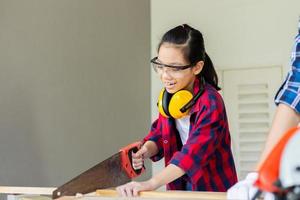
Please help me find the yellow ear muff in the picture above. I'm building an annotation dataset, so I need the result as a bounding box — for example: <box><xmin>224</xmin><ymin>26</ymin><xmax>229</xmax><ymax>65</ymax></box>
<box><xmin>169</xmin><ymin>90</ymin><xmax>193</xmax><ymax>119</ymax></box>
<box><xmin>157</xmin><ymin>89</ymin><xmax>169</xmax><ymax>118</ymax></box>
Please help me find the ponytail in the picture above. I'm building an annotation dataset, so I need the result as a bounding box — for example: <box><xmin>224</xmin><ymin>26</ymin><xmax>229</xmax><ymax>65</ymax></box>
<box><xmin>198</xmin><ymin>53</ymin><xmax>221</xmax><ymax>91</ymax></box>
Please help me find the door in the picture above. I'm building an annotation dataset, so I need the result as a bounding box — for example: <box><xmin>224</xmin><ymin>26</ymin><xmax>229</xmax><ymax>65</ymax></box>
<box><xmin>223</xmin><ymin>67</ymin><xmax>282</xmax><ymax>179</ymax></box>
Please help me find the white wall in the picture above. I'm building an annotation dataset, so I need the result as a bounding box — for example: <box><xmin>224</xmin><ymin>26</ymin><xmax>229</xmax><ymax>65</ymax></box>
<box><xmin>150</xmin><ymin>0</ymin><xmax>300</xmax><ymax>181</ymax></box>
<box><xmin>0</xmin><ymin>0</ymin><xmax>151</xmax><ymax>187</ymax></box>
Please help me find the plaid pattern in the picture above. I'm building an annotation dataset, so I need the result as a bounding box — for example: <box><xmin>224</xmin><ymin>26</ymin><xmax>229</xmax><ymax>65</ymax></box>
<box><xmin>144</xmin><ymin>78</ymin><xmax>237</xmax><ymax>192</ymax></box>
<box><xmin>275</xmin><ymin>20</ymin><xmax>300</xmax><ymax>113</ymax></box>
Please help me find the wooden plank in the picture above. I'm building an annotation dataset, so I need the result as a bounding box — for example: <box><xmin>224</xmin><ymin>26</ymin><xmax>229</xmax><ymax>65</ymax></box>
<box><xmin>6</xmin><ymin>194</ymin><xmax>52</xmax><ymax>200</ymax></box>
<box><xmin>96</xmin><ymin>189</ymin><xmax>227</xmax><ymax>199</ymax></box>
<box><xmin>0</xmin><ymin>187</ymin><xmax>55</xmax><ymax>195</ymax></box>
<box><xmin>0</xmin><ymin>187</ymin><xmax>227</xmax><ymax>200</ymax></box>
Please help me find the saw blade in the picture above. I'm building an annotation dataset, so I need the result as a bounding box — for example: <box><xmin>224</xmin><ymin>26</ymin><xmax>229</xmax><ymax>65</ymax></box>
<box><xmin>52</xmin><ymin>141</ymin><xmax>145</xmax><ymax>199</ymax></box>
<box><xmin>52</xmin><ymin>152</ymin><xmax>130</xmax><ymax>199</ymax></box>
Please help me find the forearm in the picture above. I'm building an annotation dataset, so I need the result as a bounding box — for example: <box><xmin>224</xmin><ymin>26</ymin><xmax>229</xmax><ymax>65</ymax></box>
<box><xmin>149</xmin><ymin>164</ymin><xmax>185</xmax><ymax>189</ymax></box>
<box><xmin>256</xmin><ymin>103</ymin><xmax>300</xmax><ymax>169</ymax></box>
<box><xmin>142</xmin><ymin>140</ymin><xmax>159</xmax><ymax>159</ymax></box>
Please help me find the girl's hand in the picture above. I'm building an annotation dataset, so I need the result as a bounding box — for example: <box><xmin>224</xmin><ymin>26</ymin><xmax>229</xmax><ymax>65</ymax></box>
<box><xmin>132</xmin><ymin>145</ymin><xmax>147</xmax><ymax>170</ymax></box>
<box><xmin>116</xmin><ymin>180</ymin><xmax>157</xmax><ymax>197</ymax></box>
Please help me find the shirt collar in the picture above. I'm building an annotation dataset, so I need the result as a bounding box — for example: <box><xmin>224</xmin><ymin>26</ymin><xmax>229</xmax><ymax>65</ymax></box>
<box><xmin>189</xmin><ymin>78</ymin><xmax>204</xmax><ymax>114</ymax></box>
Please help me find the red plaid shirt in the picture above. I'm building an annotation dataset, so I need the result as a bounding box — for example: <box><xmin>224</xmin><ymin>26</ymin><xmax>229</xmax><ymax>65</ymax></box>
<box><xmin>144</xmin><ymin>78</ymin><xmax>237</xmax><ymax>191</ymax></box>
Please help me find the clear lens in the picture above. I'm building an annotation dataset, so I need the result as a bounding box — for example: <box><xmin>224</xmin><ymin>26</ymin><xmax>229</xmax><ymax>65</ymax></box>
<box><xmin>150</xmin><ymin>57</ymin><xmax>193</xmax><ymax>77</ymax></box>
<box><xmin>152</xmin><ymin>63</ymin><xmax>163</xmax><ymax>73</ymax></box>
<box><xmin>152</xmin><ymin>63</ymin><xmax>186</xmax><ymax>76</ymax></box>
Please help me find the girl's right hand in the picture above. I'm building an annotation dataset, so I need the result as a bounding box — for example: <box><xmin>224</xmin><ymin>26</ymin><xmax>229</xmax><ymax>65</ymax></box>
<box><xmin>132</xmin><ymin>145</ymin><xmax>148</xmax><ymax>170</ymax></box>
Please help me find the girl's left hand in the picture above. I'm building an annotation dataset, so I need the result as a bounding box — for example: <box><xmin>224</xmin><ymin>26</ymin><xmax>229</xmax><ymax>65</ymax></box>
<box><xmin>116</xmin><ymin>180</ymin><xmax>157</xmax><ymax>197</ymax></box>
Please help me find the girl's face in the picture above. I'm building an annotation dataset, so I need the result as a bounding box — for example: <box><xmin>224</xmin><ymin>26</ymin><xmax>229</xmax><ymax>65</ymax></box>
<box><xmin>156</xmin><ymin>43</ymin><xmax>203</xmax><ymax>94</ymax></box>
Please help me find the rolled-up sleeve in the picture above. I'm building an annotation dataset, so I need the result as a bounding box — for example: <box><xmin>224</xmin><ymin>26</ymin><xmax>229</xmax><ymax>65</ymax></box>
<box><xmin>275</xmin><ymin>31</ymin><xmax>300</xmax><ymax>113</ymax></box>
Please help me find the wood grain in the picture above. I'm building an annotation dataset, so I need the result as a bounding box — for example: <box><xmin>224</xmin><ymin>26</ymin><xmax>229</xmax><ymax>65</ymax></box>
<box><xmin>96</xmin><ymin>189</ymin><xmax>227</xmax><ymax>199</ymax></box>
<box><xmin>0</xmin><ymin>186</ymin><xmax>55</xmax><ymax>195</ymax></box>
<box><xmin>0</xmin><ymin>187</ymin><xmax>228</xmax><ymax>200</ymax></box>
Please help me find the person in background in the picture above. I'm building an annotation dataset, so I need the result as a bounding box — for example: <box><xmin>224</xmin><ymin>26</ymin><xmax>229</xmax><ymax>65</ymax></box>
<box><xmin>227</xmin><ymin>18</ymin><xmax>300</xmax><ymax>200</ymax></box>
<box><xmin>116</xmin><ymin>24</ymin><xmax>237</xmax><ymax>197</ymax></box>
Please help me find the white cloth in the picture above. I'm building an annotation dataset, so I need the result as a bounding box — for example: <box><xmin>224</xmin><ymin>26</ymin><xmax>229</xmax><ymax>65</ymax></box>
<box><xmin>227</xmin><ymin>172</ymin><xmax>275</xmax><ymax>200</ymax></box>
<box><xmin>175</xmin><ymin>115</ymin><xmax>190</xmax><ymax>145</ymax></box>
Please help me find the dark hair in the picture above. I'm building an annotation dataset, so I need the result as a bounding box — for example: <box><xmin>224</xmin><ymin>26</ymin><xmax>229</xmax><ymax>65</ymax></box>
<box><xmin>158</xmin><ymin>24</ymin><xmax>220</xmax><ymax>90</ymax></box>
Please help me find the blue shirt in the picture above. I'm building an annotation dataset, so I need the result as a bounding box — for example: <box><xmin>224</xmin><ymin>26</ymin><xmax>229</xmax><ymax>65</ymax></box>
<box><xmin>275</xmin><ymin>20</ymin><xmax>300</xmax><ymax>113</ymax></box>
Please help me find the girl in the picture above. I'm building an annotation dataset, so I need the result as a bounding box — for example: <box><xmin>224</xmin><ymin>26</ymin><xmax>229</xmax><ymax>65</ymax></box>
<box><xmin>117</xmin><ymin>24</ymin><xmax>237</xmax><ymax>197</ymax></box>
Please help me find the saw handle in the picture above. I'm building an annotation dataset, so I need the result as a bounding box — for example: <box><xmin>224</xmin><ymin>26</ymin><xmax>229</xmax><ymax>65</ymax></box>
<box><xmin>129</xmin><ymin>146</ymin><xmax>144</xmax><ymax>174</ymax></box>
<box><xmin>120</xmin><ymin>141</ymin><xmax>145</xmax><ymax>178</ymax></box>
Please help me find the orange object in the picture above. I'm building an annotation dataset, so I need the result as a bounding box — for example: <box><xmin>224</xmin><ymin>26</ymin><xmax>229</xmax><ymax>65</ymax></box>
<box><xmin>254</xmin><ymin>127</ymin><xmax>300</xmax><ymax>192</ymax></box>
<box><xmin>120</xmin><ymin>141</ymin><xmax>145</xmax><ymax>178</ymax></box>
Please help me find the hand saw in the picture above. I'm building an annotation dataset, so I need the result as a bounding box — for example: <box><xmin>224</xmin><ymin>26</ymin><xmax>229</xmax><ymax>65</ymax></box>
<box><xmin>52</xmin><ymin>141</ymin><xmax>145</xmax><ymax>199</ymax></box>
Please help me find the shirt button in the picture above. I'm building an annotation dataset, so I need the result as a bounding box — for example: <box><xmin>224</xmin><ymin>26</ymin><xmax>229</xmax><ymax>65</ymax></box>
<box><xmin>163</xmin><ymin>140</ymin><xmax>168</xmax><ymax>144</ymax></box>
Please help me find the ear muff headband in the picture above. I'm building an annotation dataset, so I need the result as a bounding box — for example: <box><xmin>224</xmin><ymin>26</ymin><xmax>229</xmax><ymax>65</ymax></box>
<box><xmin>180</xmin><ymin>85</ymin><xmax>204</xmax><ymax>113</ymax></box>
<box><xmin>169</xmin><ymin>90</ymin><xmax>193</xmax><ymax>118</ymax></box>
<box><xmin>157</xmin><ymin>77</ymin><xmax>205</xmax><ymax>119</ymax></box>
<box><xmin>157</xmin><ymin>89</ymin><xmax>195</xmax><ymax>119</ymax></box>
<box><xmin>179</xmin><ymin>77</ymin><xmax>205</xmax><ymax>113</ymax></box>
